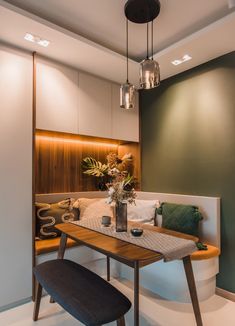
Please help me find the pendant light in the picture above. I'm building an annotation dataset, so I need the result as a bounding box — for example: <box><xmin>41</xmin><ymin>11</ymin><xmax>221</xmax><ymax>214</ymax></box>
<box><xmin>139</xmin><ymin>20</ymin><xmax>160</xmax><ymax>89</ymax></box>
<box><xmin>124</xmin><ymin>0</ymin><xmax>161</xmax><ymax>90</ymax></box>
<box><xmin>120</xmin><ymin>19</ymin><xmax>135</xmax><ymax>110</ymax></box>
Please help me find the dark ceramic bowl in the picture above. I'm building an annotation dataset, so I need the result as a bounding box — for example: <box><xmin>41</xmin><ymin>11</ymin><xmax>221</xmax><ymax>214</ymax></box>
<box><xmin>130</xmin><ymin>228</ymin><xmax>143</xmax><ymax>237</ymax></box>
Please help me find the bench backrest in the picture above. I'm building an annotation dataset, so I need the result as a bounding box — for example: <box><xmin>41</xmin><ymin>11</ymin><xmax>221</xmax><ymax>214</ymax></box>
<box><xmin>36</xmin><ymin>191</ymin><xmax>220</xmax><ymax>248</ymax></box>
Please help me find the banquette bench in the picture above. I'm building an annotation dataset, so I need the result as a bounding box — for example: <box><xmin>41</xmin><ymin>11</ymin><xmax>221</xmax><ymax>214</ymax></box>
<box><xmin>35</xmin><ymin>191</ymin><xmax>220</xmax><ymax>302</ymax></box>
<box><xmin>35</xmin><ymin>235</ymin><xmax>220</xmax><ymax>261</ymax></box>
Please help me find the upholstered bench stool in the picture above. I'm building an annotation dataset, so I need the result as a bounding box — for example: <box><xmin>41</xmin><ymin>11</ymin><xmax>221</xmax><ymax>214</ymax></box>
<box><xmin>33</xmin><ymin>259</ymin><xmax>131</xmax><ymax>325</ymax></box>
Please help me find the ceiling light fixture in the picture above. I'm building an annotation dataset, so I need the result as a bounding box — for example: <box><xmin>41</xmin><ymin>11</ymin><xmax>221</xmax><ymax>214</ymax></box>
<box><xmin>228</xmin><ymin>0</ymin><xmax>235</xmax><ymax>9</ymax></box>
<box><xmin>120</xmin><ymin>19</ymin><xmax>135</xmax><ymax>110</ymax></box>
<box><xmin>171</xmin><ymin>54</ymin><xmax>192</xmax><ymax>66</ymax></box>
<box><xmin>24</xmin><ymin>33</ymin><xmax>50</xmax><ymax>47</ymax></box>
<box><xmin>125</xmin><ymin>0</ymin><xmax>161</xmax><ymax>91</ymax></box>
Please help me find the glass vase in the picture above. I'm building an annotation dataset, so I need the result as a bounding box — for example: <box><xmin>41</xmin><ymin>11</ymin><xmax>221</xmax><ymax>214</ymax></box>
<box><xmin>115</xmin><ymin>201</ymin><xmax>127</xmax><ymax>232</ymax></box>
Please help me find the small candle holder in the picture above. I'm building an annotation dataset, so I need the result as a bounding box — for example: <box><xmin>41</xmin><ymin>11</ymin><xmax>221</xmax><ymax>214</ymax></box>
<box><xmin>101</xmin><ymin>216</ymin><xmax>111</xmax><ymax>227</ymax></box>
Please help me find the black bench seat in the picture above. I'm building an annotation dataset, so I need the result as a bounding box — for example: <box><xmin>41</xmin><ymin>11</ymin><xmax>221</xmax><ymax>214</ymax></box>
<box><xmin>33</xmin><ymin>259</ymin><xmax>131</xmax><ymax>325</ymax></box>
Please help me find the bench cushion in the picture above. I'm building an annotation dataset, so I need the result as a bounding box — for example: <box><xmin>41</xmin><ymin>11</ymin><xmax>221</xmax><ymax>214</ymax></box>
<box><xmin>191</xmin><ymin>244</ymin><xmax>220</xmax><ymax>261</ymax></box>
<box><xmin>35</xmin><ymin>237</ymin><xmax>79</xmax><ymax>255</ymax></box>
<box><xmin>34</xmin><ymin>259</ymin><xmax>131</xmax><ymax>325</ymax></box>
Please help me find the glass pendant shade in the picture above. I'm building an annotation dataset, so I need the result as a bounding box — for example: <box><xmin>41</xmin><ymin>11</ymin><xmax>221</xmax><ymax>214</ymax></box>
<box><xmin>120</xmin><ymin>82</ymin><xmax>135</xmax><ymax>109</ymax></box>
<box><xmin>140</xmin><ymin>58</ymin><xmax>160</xmax><ymax>89</ymax></box>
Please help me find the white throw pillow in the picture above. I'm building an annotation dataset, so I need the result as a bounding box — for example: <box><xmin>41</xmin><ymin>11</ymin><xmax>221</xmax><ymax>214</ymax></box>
<box><xmin>127</xmin><ymin>199</ymin><xmax>157</xmax><ymax>224</ymax></box>
<box><xmin>74</xmin><ymin>198</ymin><xmax>113</xmax><ymax>220</ymax></box>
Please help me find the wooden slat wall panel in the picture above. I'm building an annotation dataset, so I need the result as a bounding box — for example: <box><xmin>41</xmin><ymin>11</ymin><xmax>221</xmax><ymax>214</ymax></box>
<box><xmin>118</xmin><ymin>142</ymin><xmax>141</xmax><ymax>190</ymax></box>
<box><xmin>35</xmin><ymin>133</ymin><xmax>117</xmax><ymax>194</ymax></box>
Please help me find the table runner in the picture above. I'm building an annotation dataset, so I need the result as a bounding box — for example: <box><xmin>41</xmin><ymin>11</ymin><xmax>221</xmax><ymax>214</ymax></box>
<box><xmin>71</xmin><ymin>218</ymin><xmax>197</xmax><ymax>262</ymax></box>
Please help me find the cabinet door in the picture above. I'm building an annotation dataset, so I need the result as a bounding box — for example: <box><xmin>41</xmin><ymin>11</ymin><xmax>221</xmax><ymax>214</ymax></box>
<box><xmin>36</xmin><ymin>57</ymin><xmax>79</xmax><ymax>133</ymax></box>
<box><xmin>0</xmin><ymin>45</ymin><xmax>32</xmax><ymax>308</ymax></box>
<box><xmin>111</xmin><ymin>83</ymin><xmax>139</xmax><ymax>141</ymax></box>
<box><xmin>78</xmin><ymin>73</ymin><xmax>112</xmax><ymax>138</ymax></box>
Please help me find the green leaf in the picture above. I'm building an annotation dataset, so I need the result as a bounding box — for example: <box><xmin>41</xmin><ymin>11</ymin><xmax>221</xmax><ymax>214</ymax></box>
<box><xmin>82</xmin><ymin>157</ymin><xmax>109</xmax><ymax>177</ymax></box>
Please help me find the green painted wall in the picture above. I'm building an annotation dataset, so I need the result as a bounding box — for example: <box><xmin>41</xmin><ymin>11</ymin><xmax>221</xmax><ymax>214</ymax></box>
<box><xmin>140</xmin><ymin>52</ymin><xmax>235</xmax><ymax>292</ymax></box>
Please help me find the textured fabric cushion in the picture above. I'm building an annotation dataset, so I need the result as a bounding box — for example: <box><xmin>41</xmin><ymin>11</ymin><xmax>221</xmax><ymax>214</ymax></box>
<box><xmin>127</xmin><ymin>199</ymin><xmax>157</xmax><ymax>224</ymax></box>
<box><xmin>36</xmin><ymin>198</ymin><xmax>79</xmax><ymax>239</ymax></box>
<box><xmin>157</xmin><ymin>202</ymin><xmax>203</xmax><ymax>236</ymax></box>
<box><xmin>74</xmin><ymin>198</ymin><xmax>113</xmax><ymax>220</ymax></box>
<box><xmin>34</xmin><ymin>259</ymin><xmax>131</xmax><ymax>325</ymax></box>
<box><xmin>191</xmin><ymin>244</ymin><xmax>220</xmax><ymax>261</ymax></box>
<box><xmin>35</xmin><ymin>237</ymin><xmax>79</xmax><ymax>255</ymax></box>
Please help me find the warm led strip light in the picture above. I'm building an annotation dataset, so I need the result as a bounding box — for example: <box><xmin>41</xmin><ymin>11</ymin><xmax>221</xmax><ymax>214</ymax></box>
<box><xmin>36</xmin><ymin>135</ymin><xmax>119</xmax><ymax>148</ymax></box>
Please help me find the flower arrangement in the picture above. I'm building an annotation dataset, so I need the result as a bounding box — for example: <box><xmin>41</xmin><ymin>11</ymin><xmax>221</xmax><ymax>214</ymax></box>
<box><xmin>106</xmin><ymin>171</ymin><xmax>136</xmax><ymax>204</ymax></box>
<box><xmin>82</xmin><ymin>152</ymin><xmax>136</xmax><ymax>203</ymax></box>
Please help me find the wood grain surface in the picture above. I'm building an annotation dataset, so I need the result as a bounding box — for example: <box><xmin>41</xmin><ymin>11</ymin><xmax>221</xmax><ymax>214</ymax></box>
<box><xmin>35</xmin><ymin>130</ymin><xmax>140</xmax><ymax>194</ymax></box>
<box><xmin>56</xmin><ymin>222</ymin><xmax>198</xmax><ymax>267</ymax></box>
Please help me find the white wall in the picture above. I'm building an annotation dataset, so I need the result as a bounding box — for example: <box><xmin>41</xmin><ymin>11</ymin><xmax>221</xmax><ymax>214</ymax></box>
<box><xmin>0</xmin><ymin>43</ymin><xmax>32</xmax><ymax>310</ymax></box>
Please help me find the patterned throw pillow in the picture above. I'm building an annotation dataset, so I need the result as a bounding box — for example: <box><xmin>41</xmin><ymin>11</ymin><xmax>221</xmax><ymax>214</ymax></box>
<box><xmin>73</xmin><ymin>198</ymin><xmax>113</xmax><ymax>220</ymax></box>
<box><xmin>157</xmin><ymin>202</ymin><xmax>203</xmax><ymax>236</ymax></box>
<box><xmin>35</xmin><ymin>198</ymin><xmax>79</xmax><ymax>239</ymax></box>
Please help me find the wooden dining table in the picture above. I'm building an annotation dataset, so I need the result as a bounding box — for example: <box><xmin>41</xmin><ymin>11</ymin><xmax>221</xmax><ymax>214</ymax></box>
<box><xmin>56</xmin><ymin>222</ymin><xmax>203</xmax><ymax>326</ymax></box>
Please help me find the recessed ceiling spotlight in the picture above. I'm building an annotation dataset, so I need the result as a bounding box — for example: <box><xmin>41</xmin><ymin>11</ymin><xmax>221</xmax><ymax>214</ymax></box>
<box><xmin>24</xmin><ymin>33</ymin><xmax>50</xmax><ymax>47</ymax></box>
<box><xmin>171</xmin><ymin>54</ymin><xmax>192</xmax><ymax>66</ymax></box>
<box><xmin>228</xmin><ymin>0</ymin><xmax>235</xmax><ymax>9</ymax></box>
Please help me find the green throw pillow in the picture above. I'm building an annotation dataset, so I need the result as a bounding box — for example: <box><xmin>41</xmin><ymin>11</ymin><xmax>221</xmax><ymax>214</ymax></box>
<box><xmin>35</xmin><ymin>198</ymin><xmax>79</xmax><ymax>240</ymax></box>
<box><xmin>157</xmin><ymin>202</ymin><xmax>203</xmax><ymax>237</ymax></box>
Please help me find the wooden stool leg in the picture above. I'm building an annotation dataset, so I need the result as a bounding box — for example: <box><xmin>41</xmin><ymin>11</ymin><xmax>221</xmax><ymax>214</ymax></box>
<box><xmin>117</xmin><ymin>316</ymin><xmax>126</xmax><ymax>326</ymax></box>
<box><xmin>107</xmin><ymin>256</ymin><xmax>110</xmax><ymax>281</ymax></box>
<box><xmin>50</xmin><ymin>232</ymin><xmax>68</xmax><ymax>304</ymax></box>
<box><xmin>49</xmin><ymin>296</ymin><xmax>55</xmax><ymax>303</ymax></box>
<box><xmin>33</xmin><ymin>281</ymin><xmax>42</xmax><ymax>321</ymax></box>
<box><xmin>183</xmin><ymin>256</ymin><xmax>203</xmax><ymax>326</ymax></box>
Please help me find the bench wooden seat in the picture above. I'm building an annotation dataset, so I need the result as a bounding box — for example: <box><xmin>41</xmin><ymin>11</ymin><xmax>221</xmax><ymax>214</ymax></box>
<box><xmin>191</xmin><ymin>244</ymin><xmax>220</xmax><ymax>261</ymax></box>
<box><xmin>33</xmin><ymin>259</ymin><xmax>131</xmax><ymax>325</ymax></box>
<box><xmin>35</xmin><ymin>237</ymin><xmax>79</xmax><ymax>255</ymax></box>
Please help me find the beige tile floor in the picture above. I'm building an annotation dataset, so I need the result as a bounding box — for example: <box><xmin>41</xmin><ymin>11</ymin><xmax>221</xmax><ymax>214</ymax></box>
<box><xmin>0</xmin><ymin>279</ymin><xmax>235</xmax><ymax>326</ymax></box>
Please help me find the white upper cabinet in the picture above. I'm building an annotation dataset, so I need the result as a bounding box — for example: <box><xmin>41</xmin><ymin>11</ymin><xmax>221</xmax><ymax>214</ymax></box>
<box><xmin>36</xmin><ymin>57</ymin><xmax>79</xmax><ymax>134</ymax></box>
<box><xmin>78</xmin><ymin>72</ymin><xmax>112</xmax><ymax>138</ymax></box>
<box><xmin>35</xmin><ymin>57</ymin><xmax>139</xmax><ymax>141</ymax></box>
<box><xmin>111</xmin><ymin>83</ymin><xmax>139</xmax><ymax>142</ymax></box>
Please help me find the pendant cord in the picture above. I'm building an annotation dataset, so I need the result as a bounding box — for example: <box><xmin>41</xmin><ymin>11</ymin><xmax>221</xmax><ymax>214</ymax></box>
<box><xmin>126</xmin><ymin>18</ymin><xmax>129</xmax><ymax>83</ymax></box>
<box><xmin>151</xmin><ymin>20</ymin><xmax>153</xmax><ymax>60</ymax></box>
<box><xmin>146</xmin><ymin>22</ymin><xmax>149</xmax><ymax>59</ymax></box>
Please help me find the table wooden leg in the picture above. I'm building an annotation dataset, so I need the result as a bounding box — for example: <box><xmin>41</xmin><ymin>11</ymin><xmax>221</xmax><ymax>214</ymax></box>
<box><xmin>107</xmin><ymin>256</ymin><xmax>110</xmax><ymax>281</ymax></box>
<box><xmin>57</xmin><ymin>232</ymin><xmax>68</xmax><ymax>259</ymax></box>
<box><xmin>50</xmin><ymin>233</ymin><xmax>68</xmax><ymax>303</ymax></box>
<box><xmin>183</xmin><ymin>256</ymin><xmax>203</xmax><ymax>326</ymax></box>
<box><xmin>134</xmin><ymin>261</ymin><xmax>139</xmax><ymax>326</ymax></box>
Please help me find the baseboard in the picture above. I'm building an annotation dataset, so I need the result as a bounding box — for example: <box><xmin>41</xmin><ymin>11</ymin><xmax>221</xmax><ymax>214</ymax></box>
<box><xmin>0</xmin><ymin>297</ymin><xmax>31</xmax><ymax>313</ymax></box>
<box><xmin>216</xmin><ymin>287</ymin><xmax>235</xmax><ymax>302</ymax></box>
